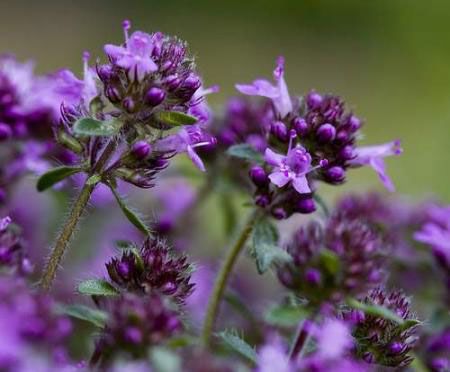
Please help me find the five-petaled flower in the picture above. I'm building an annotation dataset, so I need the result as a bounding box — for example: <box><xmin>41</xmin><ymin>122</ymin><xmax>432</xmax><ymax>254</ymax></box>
<box><xmin>264</xmin><ymin>132</ymin><xmax>318</xmax><ymax>194</ymax></box>
<box><xmin>104</xmin><ymin>23</ymin><xmax>158</xmax><ymax>82</ymax></box>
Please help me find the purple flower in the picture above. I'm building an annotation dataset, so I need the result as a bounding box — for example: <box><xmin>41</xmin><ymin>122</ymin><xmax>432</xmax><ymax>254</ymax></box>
<box><xmin>155</xmin><ymin>125</ymin><xmax>216</xmax><ymax>171</ymax></box>
<box><xmin>349</xmin><ymin>140</ymin><xmax>402</xmax><ymax>192</ymax></box>
<box><xmin>104</xmin><ymin>23</ymin><xmax>158</xmax><ymax>81</ymax></box>
<box><xmin>314</xmin><ymin>319</ymin><xmax>353</xmax><ymax>360</ymax></box>
<box><xmin>414</xmin><ymin>204</ymin><xmax>450</xmax><ymax>270</ymax></box>
<box><xmin>264</xmin><ymin>133</ymin><xmax>317</xmax><ymax>194</ymax></box>
<box><xmin>256</xmin><ymin>337</ymin><xmax>292</xmax><ymax>372</ymax></box>
<box><xmin>236</xmin><ymin>56</ymin><xmax>292</xmax><ymax>118</ymax></box>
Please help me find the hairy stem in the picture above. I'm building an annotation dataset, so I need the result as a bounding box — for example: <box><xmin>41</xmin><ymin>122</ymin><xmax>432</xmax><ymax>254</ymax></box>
<box><xmin>201</xmin><ymin>209</ymin><xmax>258</xmax><ymax>347</ymax></box>
<box><xmin>39</xmin><ymin>182</ymin><xmax>95</xmax><ymax>291</ymax></box>
<box><xmin>40</xmin><ymin>139</ymin><xmax>117</xmax><ymax>291</ymax></box>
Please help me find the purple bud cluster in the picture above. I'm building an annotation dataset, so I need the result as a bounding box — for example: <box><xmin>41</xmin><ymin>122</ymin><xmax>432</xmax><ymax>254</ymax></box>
<box><xmin>106</xmin><ymin>237</ymin><xmax>194</xmax><ymax>303</ymax></box>
<box><xmin>345</xmin><ymin>288</ymin><xmax>420</xmax><ymax>367</ymax></box>
<box><xmin>55</xmin><ymin>21</ymin><xmax>217</xmax><ymax>191</ymax></box>
<box><xmin>277</xmin><ymin>211</ymin><xmax>387</xmax><ymax>305</ymax></box>
<box><xmin>91</xmin><ymin>293</ymin><xmax>181</xmax><ymax>366</ymax></box>
<box><xmin>229</xmin><ymin>58</ymin><xmax>402</xmax><ymax>218</ymax></box>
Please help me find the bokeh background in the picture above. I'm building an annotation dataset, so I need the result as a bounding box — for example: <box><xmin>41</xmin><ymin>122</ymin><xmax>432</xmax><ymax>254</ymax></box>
<box><xmin>2</xmin><ymin>0</ymin><xmax>450</xmax><ymax>200</ymax></box>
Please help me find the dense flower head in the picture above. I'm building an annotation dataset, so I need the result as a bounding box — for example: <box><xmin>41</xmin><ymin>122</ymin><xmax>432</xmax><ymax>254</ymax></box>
<box><xmin>54</xmin><ymin>21</ymin><xmax>216</xmax><ymax>193</ymax></box>
<box><xmin>106</xmin><ymin>237</ymin><xmax>194</xmax><ymax>303</ymax></box>
<box><xmin>0</xmin><ymin>216</ymin><xmax>32</xmax><ymax>275</ymax></box>
<box><xmin>277</xmin><ymin>211</ymin><xmax>387</xmax><ymax>304</ymax></box>
<box><xmin>0</xmin><ymin>275</ymin><xmax>73</xmax><ymax>369</ymax></box>
<box><xmin>344</xmin><ymin>288</ymin><xmax>420</xmax><ymax>367</ymax></box>
<box><xmin>233</xmin><ymin>57</ymin><xmax>401</xmax><ymax>218</ymax></box>
<box><xmin>91</xmin><ymin>293</ymin><xmax>181</xmax><ymax>366</ymax></box>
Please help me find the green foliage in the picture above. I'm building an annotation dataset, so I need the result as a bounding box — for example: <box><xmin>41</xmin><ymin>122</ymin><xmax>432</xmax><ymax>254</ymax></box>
<box><xmin>227</xmin><ymin>144</ymin><xmax>264</xmax><ymax>164</ymax></box>
<box><xmin>60</xmin><ymin>304</ymin><xmax>108</xmax><ymax>328</ymax></box>
<box><xmin>264</xmin><ymin>304</ymin><xmax>309</xmax><ymax>327</ymax></box>
<box><xmin>36</xmin><ymin>166</ymin><xmax>83</xmax><ymax>192</ymax></box>
<box><xmin>154</xmin><ymin>111</ymin><xmax>198</xmax><ymax>126</ymax></box>
<box><xmin>109</xmin><ymin>186</ymin><xmax>151</xmax><ymax>235</ymax></box>
<box><xmin>250</xmin><ymin>215</ymin><xmax>290</xmax><ymax>274</ymax></box>
<box><xmin>217</xmin><ymin>330</ymin><xmax>257</xmax><ymax>364</ymax></box>
<box><xmin>73</xmin><ymin>118</ymin><xmax>123</xmax><ymax>136</ymax></box>
<box><xmin>77</xmin><ymin>279</ymin><xmax>119</xmax><ymax>296</ymax></box>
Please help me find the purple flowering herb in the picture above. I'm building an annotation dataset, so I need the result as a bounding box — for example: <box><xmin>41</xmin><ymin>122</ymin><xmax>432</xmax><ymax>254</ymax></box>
<box><xmin>91</xmin><ymin>293</ymin><xmax>181</xmax><ymax>366</ymax></box>
<box><xmin>277</xmin><ymin>210</ymin><xmax>387</xmax><ymax>305</ymax></box>
<box><xmin>345</xmin><ymin>287</ymin><xmax>420</xmax><ymax>367</ymax></box>
<box><xmin>105</xmin><ymin>237</ymin><xmax>194</xmax><ymax>303</ymax></box>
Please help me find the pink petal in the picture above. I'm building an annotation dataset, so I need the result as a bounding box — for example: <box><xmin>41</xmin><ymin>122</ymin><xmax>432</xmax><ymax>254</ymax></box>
<box><xmin>187</xmin><ymin>146</ymin><xmax>206</xmax><ymax>172</ymax></box>
<box><xmin>268</xmin><ymin>171</ymin><xmax>290</xmax><ymax>188</ymax></box>
<box><xmin>292</xmin><ymin>175</ymin><xmax>311</xmax><ymax>194</ymax></box>
<box><xmin>264</xmin><ymin>148</ymin><xmax>285</xmax><ymax>167</ymax></box>
<box><xmin>370</xmin><ymin>157</ymin><xmax>395</xmax><ymax>192</ymax></box>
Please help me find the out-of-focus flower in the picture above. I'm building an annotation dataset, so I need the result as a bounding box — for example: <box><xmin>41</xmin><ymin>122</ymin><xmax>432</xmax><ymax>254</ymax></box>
<box><xmin>423</xmin><ymin>328</ymin><xmax>450</xmax><ymax>372</ymax></box>
<box><xmin>91</xmin><ymin>293</ymin><xmax>181</xmax><ymax>366</ymax></box>
<box><xmin>0</xmin><ymin>276</ymin><xmax>73</xmax><ymax>370</ymax></box>
<box><xmin>278</xmin><ymin>211</ymin><xmax>387</xmax><ymax>305</ymax></box>
<box><xmin>344</xmin><ymin>288</ymin><xmax>420</xmax><ymax>367</ymax></box>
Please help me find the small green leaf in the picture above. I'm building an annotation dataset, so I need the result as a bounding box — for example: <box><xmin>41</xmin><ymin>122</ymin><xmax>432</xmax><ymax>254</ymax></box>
<box><xmin>60</xmin><ymin>304</ymin><xmax>108</xmax><ymax>328</ymax></box>
<box><xmin>313</xmin><ymin>194</ymin><xmax>330</xmax><ymax>216</ymax></box>
<box><xmin>227</xmin><ymin>144</ymin><xmax>264</xmax><ymax>164</ymax></box>
<box><xmin>154</xmin><ymin>111</ymin><xmax>198</xmax><ymax>127</ymax></box>
<box><xmin>166</xmin><ymin>335</ymin><xmax>197</xmax><ymax>349</ymax></box>
<box><xmin>109</xmin><ymin>186</ymin><xmax>150</xmax><ymax>235</ymax></box>
<box><xmin>264</xmin><ymin>304</ymin><xmax>309</xmax><ymax>327</ymax></box>
<box><xmin>346</xmin><ymin>298</ymin><xmax>405</xmax><ymax>324</ymax></box>
<box><xmin>37</xmin><ymin>166</ymin><xmax>82</xmax><ymax>192</ymax></box>
<box><xmin>250</xmin><ymin>216</ymin><xmax>289</xmax><ymax>274</ymax></box>
<box><xmin>114</xmin><ymin>239</ymin><xmax>136</xmax><ymax>250</ymax></box>
<box><xmin>149</xmin><ymin>347</ymin><xmax>181</xmax><ymax>372</ymax></box>
<box><xmin>73</xmin><ymin>118</ymin><xmax>123</xmax><ymax>136</ymax></box>
<box><xmin>217</xmin><ymin>330</ymin><xmax>257</xmax><ymax>364</ymax></box>
<box><xmin>86</xmin><ymin>174</ymin><xmax>102</xmax><ymax>186</ymax></box>
<box><xmin>319</xmin><ymin>249</ymin><xmax>340</xmax><ymax>275</ymax></box>
<box><xmin>78</xmin><ymin>279</ymin><xmax>119</xmax><ymax>296</ymax></box>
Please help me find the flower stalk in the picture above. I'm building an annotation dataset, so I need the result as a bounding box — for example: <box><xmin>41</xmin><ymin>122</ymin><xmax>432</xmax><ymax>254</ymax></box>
<box><xmin>201</xmin><ymin>209</ymin><xmax>259</xmax><ymax>346</ymax></box>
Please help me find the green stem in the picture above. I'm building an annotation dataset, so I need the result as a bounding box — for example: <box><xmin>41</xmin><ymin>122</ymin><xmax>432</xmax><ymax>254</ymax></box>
<box><xmin>40</xmin><ymin>139</ymin><xmax>117</xmax><ymax>291</ymax></box>
<box><xmin>39</xmin><ymin>181</ymin><xmax>95</xmax><ymax>291</ymax></box>
<box><xmin>201</xmin><ymin>209</ymin><xmax>258</xmax><ymax>347</ymax></box>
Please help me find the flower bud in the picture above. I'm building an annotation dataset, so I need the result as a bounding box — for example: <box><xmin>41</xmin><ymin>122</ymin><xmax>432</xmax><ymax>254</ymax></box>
<box><xmin>131</xmin><ymin>140</ymin><xmax>152</xmax><ymax>160</ymax></box>
<box><xmin>145</xmin><ymin>87</ymin><xmax>166</xmax><ymax>106</ymax></box>
<box><xmin>348</xmin><ymin>114</ymin><xmax>361</xmax><ymax>132</ymax></box>
<box><xmin>305</xmin><ymin>268</ymin><xmax>321</xmax><ymax>285</ymax></box>
<box><xmin>105</xmin><ymin>86</ymin><xmax>122</xmax><ymax>103</ymax></box>
<box><xmin>296</xmin><ymin>198</ymin><xmax>316</xmax><ymax>214</ymax></box>
<box><xmin>326</xmin><ymin>166</ymin><xmax>345</xmax><ymax>183</ymax></box>
<box><xmin>317</xmin><ymin>123</ymin><xmax>336</xmax><ymax>143</ymax></box>
<box><xmin>249</xmin><ymin>166</ymin><xmax>268</xmax><ymax>186</ymax></box>
<box><xmin>165</xmin><ymin>75</ymin><xmax>181</xmax><ymax>91</ymax></box>
<box><xmin>255</xmin><ymin>194</ymin><xmax>270</xmax><ymax>208</ymax></box>
<box><xmin>271</xmin><ymin>121</ymin><xmax>288</xmax><ymax>141</ymax></box>
<box><xmin>339</xmin><ymin>145</ymin><xmax>354</xmax><ymax>160</ymax></box>
<box><xmin>307</xmin><ymin>91</ymin><xmax>323</xmax><ymax>109</ymax></box>
<box><xmin>272</xmin><ymin>207</ymin><xmax>288</xmax><ymax>220</ymax></box>
<box><xmin>123</xmin><ymin>97</ymin><xmax>136</xmax><ymax>113</ymax></box>
<box><xmin>292</xmin><ymin>117</ymin><xmax>308</xmax><ymax>136</ymax></box>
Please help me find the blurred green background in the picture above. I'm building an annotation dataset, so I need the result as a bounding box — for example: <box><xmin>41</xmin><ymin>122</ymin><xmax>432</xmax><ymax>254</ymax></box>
<box><xmin>1</xmin><ymin>0</ymin><xmax>449</xmax><ymax>200</ymax></box>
